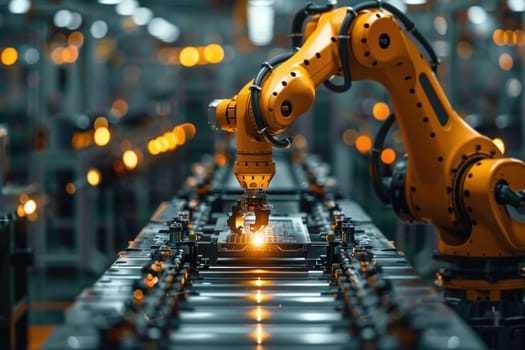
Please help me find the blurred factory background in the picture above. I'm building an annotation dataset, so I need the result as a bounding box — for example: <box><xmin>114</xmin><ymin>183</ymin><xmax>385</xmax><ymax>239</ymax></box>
<box><xmin>1</xmin><ymin>0</ymin><xmax>525</xmax><ymax>348</ymax></box>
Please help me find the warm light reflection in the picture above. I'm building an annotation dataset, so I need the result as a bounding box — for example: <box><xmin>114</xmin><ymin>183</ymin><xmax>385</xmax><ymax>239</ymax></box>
<box><xmin>17</xmin><ymin>205</ymin><xmax>25</xmax><ymax>217</ymax></box>
<box><xmin>499</xmin><ymin>53</ymin><xmax>513</xmax><ymax>71</ymax></box>
<box><xmin>62</xmin><ymin>45</ymin><xmax>79</xmax><ymax>63</ymax></box>
<box><xmin>66</xmin><ymin>182</ymin><xmax>76</xmax><ymax>195</ymax></box>
<box><xmin>181</xmin><ymin>123</ymin><xmax>197</xmax><ymax>140</ymax></box>
<box><xmin>343</xmin><ymin>128</ymin><xmax>357</xmax><ymax>146</ymax></box>
<box><xmin>253</xmin><ymin>234</ymin><xmax>265</xmax><ymax>247</ymax></box>
<box><xmin>180</xmin><ymin>46</ymin><xmax>200</xmax><ymax>67</ymax></box>
<box><xmin>256</xmin><ymin>289</ymin><xmax>263</xmax><ymax>303</ymax></box>
<box><xmin>50</xmin><ymin>47</ymin><xmax>64</xmax><ymax>64</ymax></box>
<box><xmin>87</xmin><ymin>168</ymin><xmax>101</xmax><ymax>186</ymax></box>
<box><xmin>493</xmin><ymin>137</ymin><xmax>505</xmax><ymax>154</ymax></box>
<box><xmin>133</xmin><ymin>289</ymin><xmax>144</xmax><ymax>300</ymax></box>
<box><xmin>253</xmin><ymin>324</ymin><xmax>265</xmax><ymax>345</ymax></box>
<box><xmin>380</xmin><ymin>148</ymin><xmax>396</xmax><ymax>165</ymax></box>
<box><xmin>1</xmin><ymin>47</ymin><xmax>18</xmax><ymax>65</ymax></box>
<box><xmin>372</xmin><ymin>102</ymin><xmax>390</xmax><ymax>121</ymax></box>
<box><xmin>165</xmin><ymin>132</ymin><xmax>177</xmax><ymax>150</ymax></box>
<box><xmin>355</xmin><ymin>135</ymin><xmax>372</xmax><ymax>154</ymax></box>
<box><xmin>122</xmin><ymin>150</ymin><xmax>138</xmax><ymax>170</ymax></box>
<box><xmin>68</xmin><ymin>31</ymin><xmax>85</xmax><ymax>48</ymax></box>
<box><xmin>111</xmin><ymin>99</ymin><xmax>128</xmax><ymax>118</ymax></box>
<box><xmin>94</xmin><ymin>127</ymin><xmax>111</xmax><ymax>146</ymax></box>
<box><xmin>204</xmin><ymin>44</ymin><xmax>224</xmax><ymax>64</ymax></box>
<box><xmin>255</xmin><ymin>277</ymin><xmax>263</xmax><ymax>287</ymax></box>
<box><xmin>248</xmin><ymin>306</ymin><xmax>270</xmax><ymax>322</ymax></box>
<box><xmin>148</xmin><ymin>140</ymin><xmax>160</xmax><ymax>155</ymax></box>
<box><xmin>173</xmin><ymin>126</ymin><xmax>186</xmax><ymax>145</ymax></box>
<box><xmin>94</xmin><ymin>116</ymin><xmax>108</xmax><ymax>129</ymax></box>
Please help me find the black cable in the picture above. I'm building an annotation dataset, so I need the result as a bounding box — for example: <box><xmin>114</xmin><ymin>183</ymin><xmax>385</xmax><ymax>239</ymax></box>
<box><xmin>291</xmin><ymin>2</ymin><xmax>337</xmax><ymax>49</ymax></box>
<box><xmin>250</xmin><ymin>52</ymin><xmax>296</xmax><ymax>148</ymax></box>
<box><xmin>370</xmin><ymin>112</ymin><xmax>396</xmax><ymax>204</ymax></box>
<box><xmin>252</xmin><ymin>1</ymin><xmax>440</xmax><ymax>148</ymax></box>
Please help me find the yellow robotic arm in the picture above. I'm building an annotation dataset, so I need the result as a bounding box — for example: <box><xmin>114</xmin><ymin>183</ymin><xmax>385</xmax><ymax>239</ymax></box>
<box><xmin>210</xmin><ymin>1</ymin><xmax>525</xmax><ymax>300</ymax></box>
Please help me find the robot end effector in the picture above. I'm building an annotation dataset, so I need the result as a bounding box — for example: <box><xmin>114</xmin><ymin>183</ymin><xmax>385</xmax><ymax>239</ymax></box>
<box><xmin>208</xmin><ymin>98</ymin><xmax>276</xmax><ymax>234</ymax></box>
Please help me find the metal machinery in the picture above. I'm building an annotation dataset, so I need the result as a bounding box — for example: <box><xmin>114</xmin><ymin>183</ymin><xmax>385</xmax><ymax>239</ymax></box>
<box><xmin>43</xmin><ymin>153</ymin><xmax>485</xmax><ymax>349</ymax></box>
<box><xmin>0</xmin><ymin>126</ymin><xmax>34</xmax><ymax>350</ymax></box>
<box><xmin>208</xmin><ymin>1</ymin><xmax>525</xmax><ymax>348</ymax></box>
<box><xmin>38</xmin><ymin>1</ymin><xmax>525</xmax><ymax>349</ymax></box>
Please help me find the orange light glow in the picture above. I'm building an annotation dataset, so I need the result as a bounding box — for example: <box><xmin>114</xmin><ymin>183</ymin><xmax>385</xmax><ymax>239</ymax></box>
<box><xmin>248</xmin><ymin>306</ymin><xmax>270</xmax><ymax>322</ymax></box>
<box><xmin>204</xmin><ymin>44</ymin><xmax>224</xmax><ymax>64</ymax></box>
<box><xmin>86</xmin><ymin>168</ymin><xmax>101</xmax><ymax>186</ymax></box>
<box><xmin>111</xmin><ymin>99</ymin><xmax>128</xmax><ymax>118</ymax></box>
<box><xmin>66</xmin><ymin>182</ymin><xmax>76</xmax><ymax>195</ymax></box>
<box><xmin>165</xmin><ymin>132</ymin><xmax>177</xmax><ymax>150</ymax></box>
<box><xmin>180</xmin><ymin>46</ymin><xmax>200</xmax><ymax>67</ymax></box>
<box><xmin>255</xmin><ymin>277</ymin><xmax>263</xmax><ymax>287</ymax></box>
<box><xmin>355</xmin><ymin>135</ymin><xmax>372</xmax><ymax>154</ymax></box>
<box><xmin>19</xmin><ymin>193</ymin><xmax>29</xmax><ymax>204</ymax></box>
<box><xmin>499</xmin><ymin>53</ymin><xmax>513</xmax><ymax>71</ymax></box>
<box><xmin>133</xmin><ymin>289</ymin><xmax>144</xmax><ymax>300</ymax></box>
<box><xmin>94</xmin><ymin>116</ymin><xmax>108</xmax><ymax>129</ymax></box>
<box><xmin>148</xmin><ymin>140</ymin><xmax>160</xmax><ymax>155</ymax></box>
<box><xmin>215</xmin><ymin>152</ymin><xmax>227</xmax><ymax>166</ymax></box>
<box><xmin>50</xmin><ymin>47</ymin><xmax>64</xmax><ymax>64</ymax></box>
<box><xmin>372</xmin><ymin>102</ymin><xmax>390</xmax><ymax>121</ymax></box>
<box><xmin>62</xmin><ymin>45</ymin><xmax>79</xmax><ymax>63</ymax></box>
<box><xmin>256</xmin><ymin>290</ymin><xmax>263</xmax><ymax>303</ymax></box>
<box><xmin>122</xmin><ymin>150</ymin><xmax>138</xmax><ymax>170</ymax></box>
<box><xmin>293</xmin><ymin>134</ymin><xmax>307</xmax><ymax>148</ymax></box>
<box><xmin>516</xmin><ymin>30</ymin><xmax>525</xmax><ymax>46</ymax></box>
<box><xmin>493</xmin><ymin>29</ymin><xmax>504</xmax><ymax>46</ymax></box>
<box><xmin>456</xmin><ymin>41</ymin><xmax>472</xmax><ymax>60</ymax></box>
<box><xmin>68</xmin><ymin>32</ymin><xmax>84</xmax><ymax>48</ymax></box>
<box><xmin>17</xmin><ymin>205</ymin><xmax>25</xmax><ymax>217</ymax></box>
<box><xmin>158</xmin><ymin>136</ymin><xmax>169</xmax><ymax>152</ymax></box>
<box><xmin>492</xmin><ymin>137</ymin><xmax>505</xmax><ymax>154</ymax></box>
<box><xmin>93</xmin><ymin>127</ymin><xmax>111</xmax><ymax>146</ymax></box>
<box><xmin>253</xmin><ymin>324</ymin><xmax>266</xmax><ymax>345</ymax></box>
<box><xmin>173</xmin><ymin>125</ymin><xmax>189</xmax><ymax>145</ymax></box>
<box><xmin>1</xmin><ymin>47</ymin><xmax>18</xmax><ymax>66</ymax></box>
<box><xmin>180</xmin><ymin>123</ymin><xmax>197</xmax><ymax>141</ymax></box>
<box><xmin>253</xmin><ymin>234</ymin><xmax>265</xmax><ymax>247</ymax></box>
<box><xmin>343</xmin><ymin>129</ymin><xmax>358</xmax><ymax>146</ymax></box>
<box><xmin>380</xmin><ymin>148</ymin><xmax>396</xmax><ymax>165</ymax></box>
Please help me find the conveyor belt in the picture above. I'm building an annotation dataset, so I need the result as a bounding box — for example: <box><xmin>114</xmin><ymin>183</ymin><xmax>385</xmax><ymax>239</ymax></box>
<box><xmin>42</xmin><ymin>155</ymin><xmax>487</xmax><ymax>349</ymax></box>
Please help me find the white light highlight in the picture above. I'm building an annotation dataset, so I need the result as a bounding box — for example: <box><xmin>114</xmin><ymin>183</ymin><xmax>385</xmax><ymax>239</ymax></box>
<box><xmin>248</xmin><ymin>0</ymin><xmax>274</xmax><ymax>46</ymax></box>
<box><xmin>8</xmin><ymin>0</ymin><xmax>31</xmax><ymax>14</ymax></box>
<box><xmin>116</xmin><ymin>0</ymin><xmax>138</xmax><ymax>16</ymax></box>
<box><xmin>24</xmin><ymin>47</ymin><xmax>39</xmax><ymax>64</ymax></box>
<box><xmin>98</xmin><ymin>0</ymin><xmax>120</xmax><ymax>4</ymax></box>
<box><xmin>67</xmin><ymin>13</ymin><xmax>82</xmax><ymax>30</ymax></box>
<box><xmin>133</xmin><ymin>7</ymin><xmax>153</xmax><ymax>26</ymax></box>
<box><xmin>147</xmin><ymin>17</ymin><xmax>180</xmax><ymax>43</ymax></box>
<box><xmin>404</xmin><ymin>0</ymin><xmax>427</xmax><ymax>4</ymax></box>
<box><xmin>467</xmin><ymin>6</ymin><xmax>487</xmax><ymax>25</ymax></box>
<box><xmin>54</xmin><ymin>9</ymin><xmax>73</xmax><ymax>28</ymax></box>
<box><xmin>506</xmin><ymin>78</ymin><xmax>522</xmax><ymax>98</ymax></box>
<box><xmin>508</xmin><ymin>0</ymin><xmax>525</xmax><ymax>12</ymax></box>
<box><xmin>90</xmin><ymin>20</ymin><xmax>108</xmax><ymax>39</ymax></box>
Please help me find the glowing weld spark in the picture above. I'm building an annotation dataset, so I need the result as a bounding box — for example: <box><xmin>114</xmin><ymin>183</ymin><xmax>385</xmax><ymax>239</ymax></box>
<box><xmin>253</xmin><ymin>234</ymin><xmax>264</xmax><ymax>247</ymax></box>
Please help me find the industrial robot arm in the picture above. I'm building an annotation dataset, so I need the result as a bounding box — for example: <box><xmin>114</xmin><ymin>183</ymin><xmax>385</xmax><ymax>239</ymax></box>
<box><xmin>209</xmin><ymin>1</ymin><xmax>525</xmax><ymax>270</ymax></box>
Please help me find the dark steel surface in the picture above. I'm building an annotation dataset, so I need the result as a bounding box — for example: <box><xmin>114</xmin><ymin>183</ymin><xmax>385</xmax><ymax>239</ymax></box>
<box><xmin>43</xmin><ymin>155</ymin><xmax>486</xmax><ymax>349</ymax></box>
